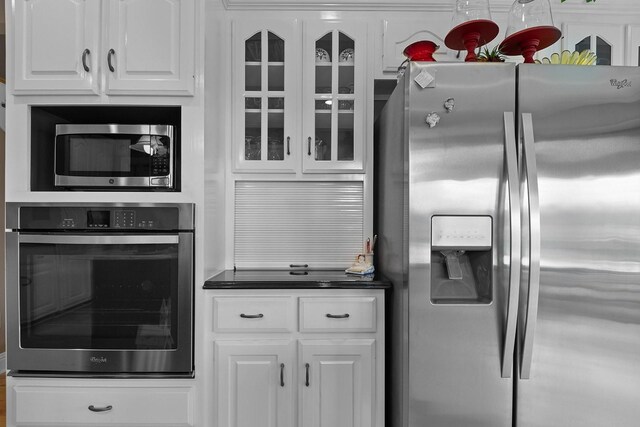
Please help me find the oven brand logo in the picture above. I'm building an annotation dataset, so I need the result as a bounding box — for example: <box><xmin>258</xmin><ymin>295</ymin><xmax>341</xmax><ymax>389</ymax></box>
<box><xmin>610</xmin><ymin>79</ymin><xmax>632</xmax><ymax>89</ymax></box>
<box><xmin>90</xmin><ymin>356</ymin><xmax>108</xmax><ymax>364</ymax></box>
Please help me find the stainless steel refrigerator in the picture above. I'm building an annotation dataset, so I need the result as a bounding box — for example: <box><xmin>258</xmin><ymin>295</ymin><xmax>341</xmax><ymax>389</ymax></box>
<box><xmin>375</xmin><ymin>62</ymin><xmax>640</xmax><ymax>427</ymax></box>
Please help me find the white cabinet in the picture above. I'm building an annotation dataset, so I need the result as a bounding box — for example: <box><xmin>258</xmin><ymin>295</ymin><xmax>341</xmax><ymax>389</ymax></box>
<box><xmin>561</xmin><ymin>22</ymin><xmax>625</xmax><ymax>65</ymax></box>
<box><xmin>299</xmin><ymin>340</ymin><xmax>374</xmax><ymax>427</ymax></box>
<box><xmin>13</xmin><ymin>0</ymin><xmax>100</xmax><ymax>94</ymax></box>
<box><xmin>627</xmin><ymin>25</ymin><xmax>640</xmax><ymax>66</ymax></box>
<box><xmin>232</xmin><ymin>19</ymin><xmax>367</xmax><ymax>173</ymax></box>
<box><xmin>7</xmin><ymin>377</ymin><xmax>196</xmax><ymax>427</ymax></box>
<box><xmin>232</xmin><ymin>19</ymin><xmax>299</xmax><ymax>172</ymax></box>
<box><xmin>209</xmin><ymin>289</ymin><xmax>385</xmax><ymax>427</ymax></box>
<box><xmin>215</xmin><ymin>341</ymin><xmax>295</xmax><ymax>427</ymax></box>
<box><xmin>13</xmin><ymin>0</ymin><xmax>195</xmax><ymax>96</ymax></box>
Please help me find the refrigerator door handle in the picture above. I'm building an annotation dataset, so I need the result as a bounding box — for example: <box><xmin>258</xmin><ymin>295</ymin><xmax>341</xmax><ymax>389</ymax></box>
<box><xmin>520</xmin><ymin>112</ymin><xmax>541</xmax><ymax>380</ymax></box>
<box><xmin>501</xmin><ymin>112</ymin><xmax>521</xmax><ymax>379</ymax></box>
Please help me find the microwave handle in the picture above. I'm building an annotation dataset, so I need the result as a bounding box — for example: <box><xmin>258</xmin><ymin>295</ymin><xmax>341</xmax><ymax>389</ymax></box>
<box><xmin>19</xmin><ymin>235</ymin><xmax>179</xmax><ymax>245</ymax></box>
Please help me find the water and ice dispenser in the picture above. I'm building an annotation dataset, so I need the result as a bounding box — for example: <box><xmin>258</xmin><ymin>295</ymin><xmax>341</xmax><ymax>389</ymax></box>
<box><xmin>430</xmin><ymin>216</ymin><xmax>493</xmax><ymax>304</ymax></box>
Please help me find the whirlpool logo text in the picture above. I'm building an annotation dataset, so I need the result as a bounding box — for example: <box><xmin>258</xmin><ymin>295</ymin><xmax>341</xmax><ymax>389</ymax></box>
<box><xmin>90</xmin><ymin>356</ymin><xmax>108</xmax><ymax>364</ymax></box>
<box><xmin>610</xmin><ymin>79</ymin><xmax>632</xmax><ymax>89</ymax></box>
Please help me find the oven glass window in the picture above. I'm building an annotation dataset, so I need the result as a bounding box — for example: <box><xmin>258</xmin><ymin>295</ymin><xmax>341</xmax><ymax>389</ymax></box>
<box><xmin>19</xmin><ymin>242</ymin><xmax>180</xmax><ymax>350</ymax></box>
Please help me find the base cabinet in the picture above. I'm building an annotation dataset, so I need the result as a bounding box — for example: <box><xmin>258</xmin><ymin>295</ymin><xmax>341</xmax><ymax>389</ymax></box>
<box><xmin>209</xmin><ymin>289</ymin><xmax>385</xmax><ymax>427</ymax></box>
<box><xmin>299</xmin><ymin>340</ymin><xmax>374</xmax><ymax>427</ymax></box>
<box><xmin>7</xmin><ymin>377</ymin><xmax>196</xmax><ymax>427</ymax></box>
<box><xmin>215</xmin><ymin>341</ymin><xmax>295</xmax><ymax>427</ymax></box>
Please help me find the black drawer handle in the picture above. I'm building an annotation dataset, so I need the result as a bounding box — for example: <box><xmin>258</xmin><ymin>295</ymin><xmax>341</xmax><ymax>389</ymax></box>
<box><xmin>240</xmin><ymin>313</ymin><xmax>264</xmax><ymax>319</ymax></box>
<box><xmin>326</xmin><ymin>313</ymin><xmax>350</xmax><ymax>319</ymax></box>
<box><xmin>88</xmin><ymin>405</ymin><xmax>113</xmax><ymax>413</ymax></box>
<box><xmin>290</xmin><ymin>264</ymin><xmax>309</xmax><ymax>268</ymax></box>
<box><xmin>280</xmin><ymin>363</ymin><xmax>285</xmax><ymax>387</ymax></box>
<box><xmin>305</xmin><ymin>363</ymin><xmax>310</xmax><ymax>387</ymax></box>
<box><xmin>289</xmin><ymin>271</ymin><xmax>309</xmax><ymax>276</ymax></box>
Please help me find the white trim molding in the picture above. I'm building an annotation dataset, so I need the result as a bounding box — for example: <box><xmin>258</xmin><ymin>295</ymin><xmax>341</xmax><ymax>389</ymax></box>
<box><xmin>220</xmin><ymin>0</ymin><xmax>640</xmax><ymax>13</ymax></box>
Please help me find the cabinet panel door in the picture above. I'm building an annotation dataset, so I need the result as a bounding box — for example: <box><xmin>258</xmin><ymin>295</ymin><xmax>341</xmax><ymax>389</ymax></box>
<box><xmin>105</xmin><ymin>0</ymin><xmax>195</xmax><ymax>95</ymax></box>
<box><xmin>13</xmin><ymin>0</ymin><xmax>100</xmax><ymax>94</ymax></box>
<box><xmin>232</xmin><ymin>19</ymin><xmax>299</xmax><ymax>172</ymax></box>
<box><xmin>302</xmin><ymin>21</ymin><xmax>366</xmax><ymax>173</ymax></box>
<box><xmin>627</xmin><ymin>25</ymin><xmax>640</xmax><ymax>66</ymax></box>
<box><xmin>215</xmin><ymin>340</ymin><xmax>295</xmax><ymax>427</ymax></box>
<box><xmin>562</xmin><ymin>22</ymin><xmax>625</xmax><ymax>66</ymax></box>
<box><xmin>299</xmin><ymin>339</ymin><xmax>375</xmax><ymax>427</ymax></box>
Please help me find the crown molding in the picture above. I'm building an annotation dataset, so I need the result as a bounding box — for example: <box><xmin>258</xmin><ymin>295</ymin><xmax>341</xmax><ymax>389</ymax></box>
<box><xmin>220</xmin><ymin>0</ymin><xmax>640</xmax><ymax>14</ymax></box>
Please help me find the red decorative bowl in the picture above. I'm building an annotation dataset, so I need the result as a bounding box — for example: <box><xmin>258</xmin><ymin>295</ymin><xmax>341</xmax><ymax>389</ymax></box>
<box><xmin>403</xmin><ymin>40</ymin><xmax>439</xmax><ymax>62</ymax></box>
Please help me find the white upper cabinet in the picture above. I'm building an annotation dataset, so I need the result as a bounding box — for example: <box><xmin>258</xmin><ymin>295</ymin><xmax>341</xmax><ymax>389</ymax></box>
<box><xmin>302</xmin><ymin>20</ymin><xmax>366</xmax><ymax>173</ymax></box>
<box><xmin>14</xmin><ymin>0</ymin><xmax>101</xmax><ymax>94</ymax></box>
<box><xmin>232</xmin><ymin>19</ymin><xmax>367</xmax><ymax>174</ymax></box>
<box><xmin>13</xmin><ymin>0</ymin><xmax>196</xmax><ymax>96</ymax></box>
<box><xmin>562</xmin><ymin>22</ymin><xmax>625</xmax><ymax>66</ymax></box>
<box><xmin>627</xmin><ymin>25</ymin><xmax>640</xmax><ymax>66</ymax></box>
<box><xmin>233</xmin><ymin>19</ymin><xmax>299</xmax><ymax>171</ymax></box>
<box><xmin>105</xmin><ymin>0</ymin><xmax>195</xmax><ymax>95</ymax></box>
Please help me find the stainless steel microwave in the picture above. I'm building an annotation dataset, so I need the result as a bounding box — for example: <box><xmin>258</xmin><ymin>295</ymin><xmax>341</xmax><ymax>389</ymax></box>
<box><xmin>54</xmin><ymin>124</ymin><xmax>174</xmax><ymax>189</ymax></box>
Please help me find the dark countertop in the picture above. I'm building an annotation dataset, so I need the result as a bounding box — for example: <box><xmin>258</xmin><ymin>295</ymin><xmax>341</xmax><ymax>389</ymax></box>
<box><xmin>204</xmin><ymin>270</ymin><xmax>392</xmax><ymax>289</ymax></box>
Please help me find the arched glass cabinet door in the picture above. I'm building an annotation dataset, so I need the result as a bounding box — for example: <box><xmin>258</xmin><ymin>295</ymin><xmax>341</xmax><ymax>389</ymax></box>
<box><xmin>575</xmin><ymin>35</ymin><xmax>612</xmax><ymax>65</ymax></box>
<box><xmin>233</xmin><ymin>21</ymin><xmax>297</xmax><ymax>171</ymax></box>
<box><xmin>303</xmin><ymin>22</ymin><xmax>366</xmax><ymax>172</ymax></box>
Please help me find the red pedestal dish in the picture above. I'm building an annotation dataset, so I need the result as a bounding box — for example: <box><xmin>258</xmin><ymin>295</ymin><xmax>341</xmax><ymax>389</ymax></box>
<box><xmin>445</xmin><ymin>19</ymin><xmax>499</xmax><ymax>62</ymax></box>
<box><xmin>499</xmin><ymin>26</ymin><xmax>562</xmax><ymax>64</ymax></box>
<box><xmin>403</xmin><ymin>40</ymin><xmax>439</xmax><ymax>61</ymax></box>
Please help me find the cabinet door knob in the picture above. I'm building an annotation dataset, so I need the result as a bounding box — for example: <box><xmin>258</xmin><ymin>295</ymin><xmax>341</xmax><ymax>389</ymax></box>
<box><xmin>88</xmin><ymin>405</ymin><xmax>113</xmax><ymax>413</ymax></box>
<box><xmin>280</xmin><ymin>363</ymin><xmax>285</xmax><ymax>387</ymax></box>
<box><xmin>107</xmin><ymin>49</ymin><xmax>116</xmax><ymax>72</ymax></box>
<box><xmin>287</xmin><ymin>136</ymin><xmax>290</xmax><ymax>156</ymax></box>
<box><xmin>308</xmin><ymin>137</ymin><xmax>312</xmax><ymax>156</ymax></box>
<box><xmin>82</xmin><ymin>48</ymin><xmax>91</xmax><ymax>72</ymax></box>
<box><xmin>239</xmin><ymin>313</ymin><xmax>264</xmax><ymax>319</ymax></box>
<box><xmin>326</xmin><ymin>313</ymin><xmax>350</xmax><ymax>319</ymax></box>
<box><xmin>305</xmin><ymin>363</ymin><xmax>310</xmax><ymax>387</ymax></box>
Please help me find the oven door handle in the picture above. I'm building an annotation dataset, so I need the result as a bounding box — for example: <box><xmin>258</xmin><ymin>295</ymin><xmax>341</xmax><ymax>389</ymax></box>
<box><xmin>19</xmin><ymin>234</ymin><xmax>180</xmax><ymax>245</ymax></box>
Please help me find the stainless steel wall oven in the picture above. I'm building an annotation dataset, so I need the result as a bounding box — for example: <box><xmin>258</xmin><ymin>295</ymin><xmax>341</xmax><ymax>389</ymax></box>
<box><xmin>6</xmin><ymin>203</ymin><xmax>194</xmax><ymax>376</ymax></box>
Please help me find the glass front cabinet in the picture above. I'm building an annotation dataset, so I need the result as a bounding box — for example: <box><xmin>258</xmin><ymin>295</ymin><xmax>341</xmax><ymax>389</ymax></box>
<box><xmin>232</xmin><ymin>19</ymin><xmax>366</xmax><ymax>173</ymax></box>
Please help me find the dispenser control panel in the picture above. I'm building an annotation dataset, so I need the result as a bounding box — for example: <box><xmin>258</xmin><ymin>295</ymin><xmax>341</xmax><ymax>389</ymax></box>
<box><xmin>431</xmin><ymin>216</ymin><xmax>492</xmax><ymax>250</ymax></box>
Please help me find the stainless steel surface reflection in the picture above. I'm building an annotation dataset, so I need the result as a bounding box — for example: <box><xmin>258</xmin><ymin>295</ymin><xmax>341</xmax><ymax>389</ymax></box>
<box><xmin>516</xmin><ymin>65</ymin><xmax>640</xmax><ymax>426</ymax></box>
<box><xmin>377</xmin><ymin>62</ymin><xmax>517</xmax><ymax>427</ymax></box>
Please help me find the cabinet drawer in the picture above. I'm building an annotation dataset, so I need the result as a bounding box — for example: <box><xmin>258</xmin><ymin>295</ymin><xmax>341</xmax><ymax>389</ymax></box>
<box><xmin>212</xmin><ymin>296</ymin><xmax>295</xmax><ymax>332</ymax></box>
<box><xmin>299</xmin><ymin>297</ymin><xmax>377</xmax><ymax>332</ymax></box>
<box><xmin>14</xmin><ymin>385</ymin><xmax>194</xmax><ymax>426</ymax></box>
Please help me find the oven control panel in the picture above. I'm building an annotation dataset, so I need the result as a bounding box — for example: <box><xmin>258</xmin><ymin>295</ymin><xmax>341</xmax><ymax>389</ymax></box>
<box><xmin>13</xmin><ymin>204</ymin><xmax>194</xmax><ymax>231</ymax></box>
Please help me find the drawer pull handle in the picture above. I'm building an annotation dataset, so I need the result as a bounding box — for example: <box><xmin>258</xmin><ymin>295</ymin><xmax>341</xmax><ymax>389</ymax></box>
<box><xmin>82</xmin><ymin>48</ymin><xmax>91</xmax><ymax>72</ymax></box>
<box><xmin>280</xmin><ymin>363</ymin><xmax>285</xmax><ymax>387</ymax></box>
<box><xmin>287</xmin><ymin>136</ymin><xmax>291</xmax><ymax>156</ymax></box>
<box><xmin>107</xmin><ymin>48</ymin><xmax>116</xmax><ymax>72</ymax></box>
<box><xmin>305</xmin><ymin>363</ymin><xmax>310</xmax><ymax>387</ymax></box>
<box><xmin>88</xmin><ymin>405</ymin><xmax>113</xmax><ymax>413</ymax></box>
<box><xmin>290</xmin><ymin>264</ymin><xmax>309</xmax><ymax>268</ymax></box>
<box><xmin>240</xmin><ymin>313</ymin><xmax>264</xmax><ymax>319</ymax></box>
<box><xmin>289</xmin><ymin>271</ymin><xmax>308</xmax><ymax>276</ymax></box>
<box><xmin>326</xmin><ymin>313</ymin><xmax>350</xmax><ymax>319</ymax></box>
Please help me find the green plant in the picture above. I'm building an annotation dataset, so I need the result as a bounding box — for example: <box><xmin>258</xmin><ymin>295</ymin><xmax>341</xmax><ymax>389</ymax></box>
<box><xmin>477</xmin><ymin>45</ymin><xmax>506</xmax><ymax>62</ymax></box>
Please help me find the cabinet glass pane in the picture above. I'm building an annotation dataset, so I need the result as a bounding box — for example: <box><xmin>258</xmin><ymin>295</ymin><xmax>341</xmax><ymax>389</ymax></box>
<box><xmin>246</xmin><ymin>32</ymin><xmax>261</xmax><ymax>91</ymax></box>
<box><xmin>315</xmin><ymin>100</ymin><xmax>331</xmax><ymax>161</ymax></box>
<box><xmin>595</xmin><ymin>37</ymin><xmax>611</xmax><ymax>65</ymax></box>
<box><xmin>268</xmin><ymin>97</ymin><xmax>285</xmax><ymax>161</ymax></box>
<box><xmin>268</xmin><ymin>32</ymin><xmax>285</xmax><ymax>91</ymax></box>
<box><xmin>245</xmin><ymin>96</ymin><xmax>261</xmax><ymax>161</ymax></box>
<box><xmin>338</xmin><ymin>32</ymin><xmax>355</xmax><ymax>89</ymax></box>
<box><xmin>338</xmin><ymin>105</ymin><xmax>354</xmax><ymax>161</ymax></box>
<box><xmin>316</xmin><ymin>33</ymin><xmax>333</xmax><ymax>94</ymax></box>
<box><xmin>575</xmin><ymin>36</ymin><xmax>590</xmax><ymax>55</ymax></box>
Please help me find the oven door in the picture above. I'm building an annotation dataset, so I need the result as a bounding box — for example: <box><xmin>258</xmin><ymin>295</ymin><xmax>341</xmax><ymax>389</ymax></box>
<box><xmin>54</xmin><ymin>124</ymin><xmax>173</xmax><ymax>188</ymax></box>
<box><xmin>6</xmin><ymin>232</ymin><xmax>193</xmax><ymax>375</ymax></box>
